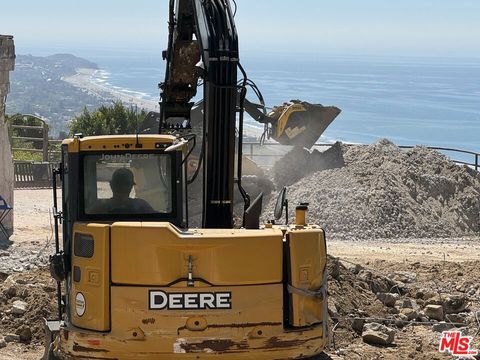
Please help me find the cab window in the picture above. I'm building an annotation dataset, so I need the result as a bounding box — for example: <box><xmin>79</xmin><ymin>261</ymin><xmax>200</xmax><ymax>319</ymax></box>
<box><xmin>82</xmin><ymin>152</ymin><xmax>173</xmax><ymax>216</ymax></box>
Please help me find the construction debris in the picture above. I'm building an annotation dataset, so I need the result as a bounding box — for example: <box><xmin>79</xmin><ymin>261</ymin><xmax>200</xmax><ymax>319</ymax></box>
<box><xmin>1</xmin><ymin>137</ymin><xmax>480</xmax><ymax>358</ymax></box>
<box><xmin>267</xmin><ymin>139</ymin><xmax>480</xmax><ymax>240</ymax></box>
<box><xmin>0</xmin><ymin>270</ymin><xmax>57</xmax><ymax>344</ymax></box>
<box><xmin>362</xmin><ymin>322</ymin><xmax>396</xmax><ymax>345</ymax></box>
<box><xmin>272</xmin><ymin>141</ymin><xmax>345</xmax><ymax>188</ymax></box>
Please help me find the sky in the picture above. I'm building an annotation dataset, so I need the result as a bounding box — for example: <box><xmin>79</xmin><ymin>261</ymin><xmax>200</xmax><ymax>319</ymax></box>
<box><xmin>1</xmin><ymin>0</ymin><xmax>480</xmax><ymax>58</ymax></box>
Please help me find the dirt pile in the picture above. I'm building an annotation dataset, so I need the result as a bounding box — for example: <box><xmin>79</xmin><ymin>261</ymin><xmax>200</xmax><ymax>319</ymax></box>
<box><xmin>0</xmin><ymin>269</ymin><xmax>56</xmax><ymax>344</ymax></box>
<box><xmin>273</xmin><ymin>141</ymin><xmax>345</xmax><ymax>188</ymax></box>
<box><xmin>267</xmin><ymin>139</ymin><xmax>480</xmax><ymax>240</ymax></box>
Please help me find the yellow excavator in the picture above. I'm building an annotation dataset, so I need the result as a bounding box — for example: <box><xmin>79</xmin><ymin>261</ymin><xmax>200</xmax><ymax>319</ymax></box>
<box><xmin>44</xmin><ymin>0</ymin><xmax>339</xmax><ymax>359</ymax></box>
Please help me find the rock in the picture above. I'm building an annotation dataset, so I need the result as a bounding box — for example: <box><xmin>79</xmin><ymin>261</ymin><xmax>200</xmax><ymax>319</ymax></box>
<box><xmin>425</xmin><ymin>304</ymin><xmax>444</xmax><ymax>321</ymax></box>
<box><xmin>19</xmin><ymin>288</ymin><xmax>29</xmax><ymax>299</ymax></box>
<box><xmin>352</xmin><ymin>318</ymin><xmax>365</xmax><ymax>333</ymax></box>
<box><xmin>388</xmin><ymin>272</ymin><xmax>417</xmax><ymax>284</ymax></box>
<box><xmin>42</xmin><ymin>285</ymin><xmax>56</xmax><ymax>293</ymax></box>
<box><xmin>4</xmin><ymin>333</ymin><xmax>20</xmax><ymax>343</ymax></box>
<box><xmin>4</xmin><ymin>286</ymin><xmax>16</xmax><ymax>298</ymax></box>
<box><xmin>0</xmin><ymin>271</ymin><xmax>9</xmax><ymax>283</ymax></box>
<box><xmin>395</xmin><ymin>314</ymin><xmax>408</xmax><ymax>328</ymax></box>
<box><xmin>415</xmin><ymin>340</ymin><xmax>423</xmax><ymax>352</ymax></box>
<box><xmin>376</xmin><ymin>292</ymin><xmax>398</xmax><ymax>307</ymax></box>
<box><xmin>362</xmin><ymin>322</ymin><xmax>395</xmax><ymax>346</ymax></box>
<box><xmin>433</xmin><ymin>321</ymin><xmax>455</xmax><ymax>333</ymax></box>
<box><xmin>11</xmin><ymin>300</ymin><xmax>27</xmax><ymax>315</ymax></box>
<box><xmin>388</xmin><ymin>307</ymin><xmax>400</xmax><ymax>315</ymax></box>
<box><xmin>370</xmin><ymin>278</ymin><xmax>390</xmax><ymax>294</ymax></box>
<box><xmin>424</xmin><ymin>295</ymin><xmax>443</xmax><ymax>306</ymax></box>
<box><xmin>415</xmin><ymin>290</ymin><xmax>425</xmax><ymax>299</ymax></box>
<box><xmin>330</xmin><ymin>258</ymin><xmax>340</xmax><ymax>279</ymax></box>
<box><xmin>336</xmin><ymin>348</ymin><xmax>347</xmax><ymax>356</ymax></box>
<box><xmin>443</xmin><ymin>295</ymin><xmax>467</xmax><ymax>314</ymax></box>
<box><xmin>327</xmin><ymin>302</ymin><xmax>340</xmax><ymax>320</ymax></box>
<box><xmin>17</xmin><ymin>325</ymin><xmax>32</xmax><ymax>342</ymax></box>
<box><xmin>357</xmin><ymin>270</ymin><xmax>372</xmax><ymax>283</ymax></box>
<box><xmin>0</xmin><ymin>338</ymin><xmax>6</xmax><ymax>348</ymax></box>
<box><xmin>350</xmin><ymin>264</ymin><xmax>363</xmax><ymax>275</ymax></box>
<box><xmin>400</xmin><ymin>308</ymin><xmax>418</xmax><ymax>321</ymax></box>
<box><xmin>445</xmin><ymin>313</ymin><xmax>467</xmax><ymax>325</ymax></box>
<box><xmin>400</xmin><ymin>298</ymin><xmax>418</xmax><ymax>310</ymax></box>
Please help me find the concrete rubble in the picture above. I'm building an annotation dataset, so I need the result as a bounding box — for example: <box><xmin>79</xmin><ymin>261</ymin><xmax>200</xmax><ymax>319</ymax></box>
<box><xmin>266</xmin><ymin>139</ymin><xmax>480</xmax><ymax>240</ymax></box>
<box><xmin>362</xmin><ymin>322</ymin><xmax>396</xmax><ymax>345</ymax></box>
<box><xmin>424</xmin><ymin>304</ymin><xmax>444</xmax><ymax>321</ymax></box>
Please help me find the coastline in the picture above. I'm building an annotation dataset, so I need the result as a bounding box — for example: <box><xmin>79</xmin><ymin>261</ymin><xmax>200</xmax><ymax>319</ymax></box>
<box><xmin>62</xmin><ymin>68</ymin><xmax>263</xmax><ymax>138</ymax></box>
<box><xmin>62</xmin><ymin>68</ymin><xmax>159</xmax><ymax>112</ymax></box>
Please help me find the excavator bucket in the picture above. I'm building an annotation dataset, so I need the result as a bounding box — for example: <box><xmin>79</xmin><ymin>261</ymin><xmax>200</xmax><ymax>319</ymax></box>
<box><xmin>270</xmin><ymin>101</ymin><xmax>341</xmax><ymax>148</ymax></box>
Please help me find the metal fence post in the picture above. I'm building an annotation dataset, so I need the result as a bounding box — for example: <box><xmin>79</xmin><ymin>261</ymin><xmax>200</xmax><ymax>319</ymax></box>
<box><xmin>476</xmin><ymin>154</ymin><xmax>479</xmax><ymax>172</ymax></box>
<box><xmin>42</xmin><ymin>123</ymin><xmax>49</xmax><ymax>162</ymax></box>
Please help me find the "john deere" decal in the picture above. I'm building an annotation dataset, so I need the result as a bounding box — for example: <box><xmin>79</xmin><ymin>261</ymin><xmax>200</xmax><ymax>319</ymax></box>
<box><xmin>149</xmin><ymin>290</ymin><xmax>232</xmax><ymax>310</ymax></box>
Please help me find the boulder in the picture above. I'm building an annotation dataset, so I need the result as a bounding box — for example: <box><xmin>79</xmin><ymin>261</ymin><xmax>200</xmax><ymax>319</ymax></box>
<box><xmin>376</xmin><ymin>292</ymin><xmax>398</xmax><ymax>307</ymax></box>
<box><xmin>443</xmin><ymin>295</ymin><xmax>467</xmax><ymax>314</ymax></box>
<box><xmin>388</xmin><ymin>271</ymin><xmax>417</xmax><ymax>284</ymax></box>
<box><xmin>400</xmin><ymin>298</ymin><xmax>418</xmax><ymax>310</ymax></box>
<box><xmin>17</xmin><ymin>326</ymin><xmax>32</xmax><ymax>342</ymax></box>
<box><xmin>4</xmin><ymin>286</ymin><xmax>16</xmax><ymax>298</ymax></box>
<box><xmin>400</xmin><ymin>308</ymin><xmax>418</xmax><ymax>321</ymax></box>
<box><xmin>362</xmin><ymin>322</ymin><xmax>395</xmax><ymax>346</ymax></box>
<box><xmin>0</xmin><ymin>338</ymin><xmax>6</xmax><ymax>348</ymax></box>
<box><xmin>425</xmin><ymin>304</ymin><xmax>444</xmax><ymax>321</ymax></box>
<box><xmin>352</xmin><ymin>318</ymin><xmax>365</xmax><ymax>333</ymax></box>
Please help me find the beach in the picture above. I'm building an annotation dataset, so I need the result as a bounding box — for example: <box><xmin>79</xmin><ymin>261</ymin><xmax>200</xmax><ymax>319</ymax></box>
<box><xmin>63</xmin><ymin>68</ymin><xmax>159</xmax><ymax>112</ymax></box>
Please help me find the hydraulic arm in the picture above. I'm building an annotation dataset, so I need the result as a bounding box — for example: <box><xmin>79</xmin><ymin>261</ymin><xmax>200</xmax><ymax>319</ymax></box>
<box><xmin>160</xmin><ymin>0</ymin><xmax>239</xmax><ymax>229</ymax></box>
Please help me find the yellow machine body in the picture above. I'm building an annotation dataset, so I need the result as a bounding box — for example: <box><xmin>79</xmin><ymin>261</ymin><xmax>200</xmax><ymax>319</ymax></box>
<box><xmin>50</xmin><ymin>135</ymin><xmax>328</xmax><ymax>359</ymax></box>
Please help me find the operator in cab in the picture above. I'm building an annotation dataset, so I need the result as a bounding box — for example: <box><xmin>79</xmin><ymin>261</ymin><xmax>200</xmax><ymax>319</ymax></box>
<box><xmin>92</xmin><ymin>168</ymin><xmax>154</xmax><ymax>214</ymax></box>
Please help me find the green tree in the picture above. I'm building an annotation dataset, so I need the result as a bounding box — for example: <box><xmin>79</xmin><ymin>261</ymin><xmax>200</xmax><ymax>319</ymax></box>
<box><xmin>69</xmin><ymin>102</ymin><xmax>148</xmax><ymax>136</ymax></box>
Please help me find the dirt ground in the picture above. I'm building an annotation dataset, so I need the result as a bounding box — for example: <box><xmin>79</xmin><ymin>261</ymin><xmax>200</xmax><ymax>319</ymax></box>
<box><xmin>1</xmin><ymin>189</ymin><xmax>479</xmax><ymax>360</ymax></box>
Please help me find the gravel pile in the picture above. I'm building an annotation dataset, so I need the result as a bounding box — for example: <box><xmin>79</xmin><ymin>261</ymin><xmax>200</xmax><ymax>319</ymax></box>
<box><xmin>273</xmin><ymin>141</ymin><xmax>345</xmax><ymax>188</ymax></box>
<box><xmin>266</xmin><ymin>139</ymin><xmax>480</xmax><ymax>240</ymax></box>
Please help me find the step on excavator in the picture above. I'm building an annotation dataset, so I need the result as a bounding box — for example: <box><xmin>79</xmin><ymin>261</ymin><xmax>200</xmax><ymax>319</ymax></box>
<box><xmin>44</xmin><ymin>1</ymin><xmax>339</xmax><ymax>359</ymax></box>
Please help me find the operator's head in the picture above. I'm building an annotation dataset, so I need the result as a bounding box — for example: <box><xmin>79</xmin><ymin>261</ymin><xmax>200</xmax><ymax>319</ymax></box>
<box><xmin>110</xmin><ymin>168</ymin><xmax>135</xmax><ymax>198</ymax></box>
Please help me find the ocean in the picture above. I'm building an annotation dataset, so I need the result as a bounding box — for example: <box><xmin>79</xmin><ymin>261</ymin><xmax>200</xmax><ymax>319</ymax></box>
<box><xmin>70</xmin><ymin>48</ymin><xmax>480</xmax><ymax>162</ymax></box>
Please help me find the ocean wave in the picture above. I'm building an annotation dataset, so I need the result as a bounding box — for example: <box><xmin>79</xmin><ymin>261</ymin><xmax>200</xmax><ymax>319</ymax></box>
<box><xmin>91</xmin><ymin>68</ymin><xmax>157</xmax><ymax>101</ymax></box>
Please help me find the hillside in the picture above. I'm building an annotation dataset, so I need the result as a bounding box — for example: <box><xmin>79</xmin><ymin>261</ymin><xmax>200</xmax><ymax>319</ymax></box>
<box><xmin>5</xmin><ymin>54</ymin><xmax>107</xmax><ymax>136</ymax></box>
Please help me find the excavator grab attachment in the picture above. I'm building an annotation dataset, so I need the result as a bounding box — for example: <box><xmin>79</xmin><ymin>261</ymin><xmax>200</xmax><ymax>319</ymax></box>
<box><xmin>269</xmin><ymin>100</ymin><xmax>341</xmax><ymax>148</ymax></box>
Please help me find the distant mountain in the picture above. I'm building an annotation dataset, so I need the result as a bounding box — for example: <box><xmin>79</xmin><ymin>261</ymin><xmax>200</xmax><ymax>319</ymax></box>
<box><xmin>5</xmin><ymin>54</ymin><xmax>106</xmax><ymax>136</ymax></box>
